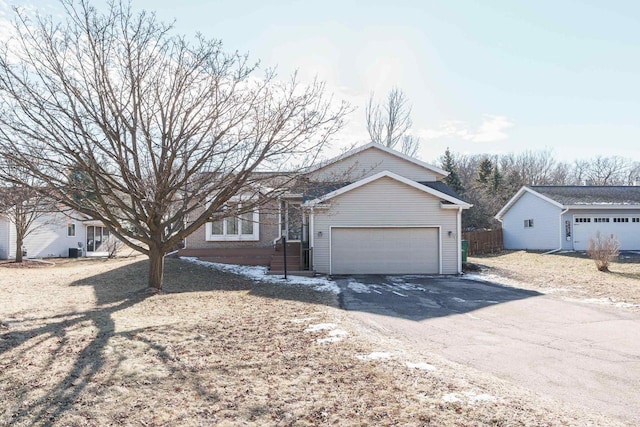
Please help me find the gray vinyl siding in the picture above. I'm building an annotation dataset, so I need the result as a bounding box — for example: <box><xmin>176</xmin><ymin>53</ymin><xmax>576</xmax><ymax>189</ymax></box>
<box><xmin>0</xmin><ymin>218</ymin><xmax>9</xmax><ymax>259</ymax></box>
<box><xmin>502</xmin><ymin>192</ymin><xmax>562</xmax><ymax>250</ymax></box>
<box><xmin>312</xmin><ymin>177</ymin><xmax>459</xmax><ymax>274</ymax></box>
<box><xmin>307</xmin><ymin>147</ymin><xmax>442</xmax><ymax>182</ymax></box>
<box><xmin>564</xmin><ymin>208</ymin><xmax>640</xmax><ymax>250</ymax></box>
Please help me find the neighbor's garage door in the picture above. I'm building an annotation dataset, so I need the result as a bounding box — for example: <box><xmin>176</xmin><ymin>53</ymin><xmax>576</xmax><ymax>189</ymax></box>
<box><xmin>573</xmin><ymin>216</ymin><xmax>639</xmax><ymax>251</ymax></box>
<box><xmin>330</xmin><ymin>227</ymin><xmax>439</xmax><ymax>275</ymax></box>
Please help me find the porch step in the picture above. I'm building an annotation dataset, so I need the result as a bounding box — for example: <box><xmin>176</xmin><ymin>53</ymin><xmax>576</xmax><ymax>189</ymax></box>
<box><xmin>270</xmin><ymin>256</ymin><xmax>301</xmax><ymax>269</ymax></box>
<box><xmin>266</xmin><ymin>270</ymin><xmax>317</xmax><ymax>277</ymax></box>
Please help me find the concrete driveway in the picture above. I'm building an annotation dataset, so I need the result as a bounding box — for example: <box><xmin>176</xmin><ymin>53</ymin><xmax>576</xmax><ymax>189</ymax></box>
<box><xmin>335</xmin><ymin>275</ymin><xmax>640</xmax><ymax>424</ymax></box>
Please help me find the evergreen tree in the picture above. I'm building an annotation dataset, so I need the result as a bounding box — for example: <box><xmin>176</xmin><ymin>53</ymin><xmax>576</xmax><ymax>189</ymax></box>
<box><xmin>489</xmin><ymin>163</ymin><xmax>502</xmax><ymax>193</ymax></box>
<box><xmin>441</xmin><ymin>147</ymin><xmax>464</xmax><ymax>194</ymax></box>
<box><xmin>476</xmin><ymin>157</ymin><xmax>493</xmax><ymax>185</ymax></box>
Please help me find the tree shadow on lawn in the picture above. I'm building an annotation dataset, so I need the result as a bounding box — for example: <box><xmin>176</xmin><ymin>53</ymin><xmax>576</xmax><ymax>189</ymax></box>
<box><xmin>0</xmin><ymin>257</ymin><xmax>331</xmax><ymax>425</ymax></box>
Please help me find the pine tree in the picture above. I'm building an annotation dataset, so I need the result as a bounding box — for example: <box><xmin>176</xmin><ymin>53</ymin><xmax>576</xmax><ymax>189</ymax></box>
<box><xmin>441</xmin><ymin>147</ymin><xmax>464</xmax><ymax>194</ymax></box>
<box><xmin>477</xmin><ymin>157</ymin><xmax>493</xmax><ymax>185</ymax></box>
<box><xmin>489</xmin><ymin>163</ymin><xmax>502</xmax><ymax>193</ymax></box>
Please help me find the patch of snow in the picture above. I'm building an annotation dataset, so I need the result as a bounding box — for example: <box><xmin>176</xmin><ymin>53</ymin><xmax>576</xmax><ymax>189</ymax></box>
<box><xmin>464</xmin><ymin>391</ymin><xmax>496</xmax><ymax>404</ymax></box>
<box><xmin>442</xmin><ymin>393</ymin><xmax>462</xmax><ymax>403</ymax></box>
<box><xmin>372</xmin><ymin>289</ymin><xmax>383</xmax><ymax>295</ymax></box>
<box><xmin>180</xmin><ymin>257</ymin><xmax>340</xmax><ymax>294</ymax></box>
<box><xmin>317</xmin><ymin>329</ymin><xmax>348</xmax><ymax>344</ymax></box>
<box><xmin>443</xmin><ymin>391</ymin><xmax>496</xmax><ymax>405</ymax></box>
<box><xmin>391</xmin><ymin>291</ymin><xmax>408</xmax><ymax>297</ymax></box>
<box><xmin>463</xmin><ymin>273</ymin><xmax>523</xmax><ymax>288</ymax></box>
<box><xmin>290</xmin><ymin>317</ymin><xmax>316</xmax><ymax>324</ymax></box>
<box><xmin>452</xmin><ymin>297</ymin><xmax>466</xmax><ymax>303</ymax></box>
<box><xmin>347</xmin><ymin>279</ymin><xmax>371</xmax><ymax>293</ymax></box>
<box><xmin>406</xmin><ymin>361</ymin><xmax>437</xmax><ymax>371</ymax></box>
<box><xmin>305</xmin><ymin>323</ymin><xmax>336</xmax><ymax>333</ymax></box>
<box><xmin>356</xmin><ymin>352</ymin><xmax>393</xmax><ymax>361</ymax></box>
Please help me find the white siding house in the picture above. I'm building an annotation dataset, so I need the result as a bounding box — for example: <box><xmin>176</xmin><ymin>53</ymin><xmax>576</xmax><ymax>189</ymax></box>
<box><xmin>0</xmin><ymin>211</ymin><xmax>116</xmax><ymax>260</ymax></box>
<box><xmin>497</xmin><ymin>186</ymin><xmax>640</xmax><ymax>251</ymax></box>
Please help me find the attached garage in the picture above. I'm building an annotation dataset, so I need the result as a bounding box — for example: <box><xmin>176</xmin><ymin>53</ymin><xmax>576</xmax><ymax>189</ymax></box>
<box><xmin>330</xmin><ymin>227</ymin><xmax>440</xmax><ymax>275</ymax></box>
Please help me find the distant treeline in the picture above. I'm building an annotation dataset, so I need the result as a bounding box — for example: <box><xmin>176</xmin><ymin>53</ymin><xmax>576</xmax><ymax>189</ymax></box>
<box><xmin>439</xmin><ymin>148</ymin><xmax>640</xmax><ymax>230</ymax></box>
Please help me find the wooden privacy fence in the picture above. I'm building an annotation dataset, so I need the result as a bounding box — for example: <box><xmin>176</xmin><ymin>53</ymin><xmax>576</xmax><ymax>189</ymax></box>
<box><xmin>462</xmin><ymin>229</ymin><xmax>503</xmax><ymax>256</ymax></box>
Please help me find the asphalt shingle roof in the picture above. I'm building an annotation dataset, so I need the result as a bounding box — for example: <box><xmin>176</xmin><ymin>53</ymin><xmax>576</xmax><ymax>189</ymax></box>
<box><xmin>530</xmin><ymin>186</ymin><xmax>640</xmax><ymax>205</ymax></box>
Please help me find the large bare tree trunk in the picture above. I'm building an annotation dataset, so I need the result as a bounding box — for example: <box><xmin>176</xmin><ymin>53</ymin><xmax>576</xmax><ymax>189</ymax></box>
<box><xmin>148</xmin><ymin>245</ymin><xmax>165</xmax><ymax>291</ymax></box>
<box><xmin>15</xmin><ymin>236</ymin><xmax>23</xmax><ymax>263</ymax></box>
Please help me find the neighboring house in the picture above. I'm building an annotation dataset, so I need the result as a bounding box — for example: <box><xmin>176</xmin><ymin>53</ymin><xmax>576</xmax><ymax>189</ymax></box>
<box><xmin>182</xmin><ymin>142</ymin><xmax>472</xmax><ymax>275</ymax></box>
<box><xmin>0</xmin><ymin>211</ymin><xmax>115</xmax><ymax>259</ymax></box>
<box><xmin>496</xmin><ymin>186</ymin><xmax>640</xmax><ymax>251</ymax></box>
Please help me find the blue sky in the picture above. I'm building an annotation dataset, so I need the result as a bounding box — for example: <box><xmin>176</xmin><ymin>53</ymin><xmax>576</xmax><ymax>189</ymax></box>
<box><xmin>4</xmin><ymin>0</ymin><xmax>640</xmax><ymax>163</ymax></box>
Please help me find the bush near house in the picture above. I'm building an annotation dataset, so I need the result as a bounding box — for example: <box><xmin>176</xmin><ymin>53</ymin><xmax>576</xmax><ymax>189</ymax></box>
<box><xmin>587</xmin><ymin>232</ymin><xmax>620</xmax><ymax>272</ymax></box>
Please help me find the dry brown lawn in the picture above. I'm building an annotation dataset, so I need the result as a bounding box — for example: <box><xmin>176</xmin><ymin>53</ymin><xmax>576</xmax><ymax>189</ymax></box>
<box><xmin>0</xmin><ymin>256</ymin><xmax>624</xmax><ymax>426</ymax></box>
<box><xmin>469</xmin><ymin>251</ymin><xmax>640</xmax><ymax>306</ymax></box>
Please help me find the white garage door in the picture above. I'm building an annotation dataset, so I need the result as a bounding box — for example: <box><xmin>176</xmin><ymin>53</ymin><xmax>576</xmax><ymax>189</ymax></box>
<box><xmin>330</xmin><ymin>227</ymin><xmax>439</xmax><ymax>275</ymax></box>
<box><xmin>573</xmin><ymin>215</ymin><xmax>640</xmax><ymax>251</ymax></box>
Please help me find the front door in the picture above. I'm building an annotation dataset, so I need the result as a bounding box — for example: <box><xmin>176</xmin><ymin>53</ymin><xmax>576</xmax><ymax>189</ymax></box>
<box><xmin>285</xmin><ymin>202</ymin><xmax>303</xmax><ymax>241</ymax></box>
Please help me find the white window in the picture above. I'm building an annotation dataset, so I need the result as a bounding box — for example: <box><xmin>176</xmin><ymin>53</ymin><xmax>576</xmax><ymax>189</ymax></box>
<box><xmin>206</xmin><ymin>202</ymin><xmax>259</xmax><ymax>241</ymax></box>
<box><xmin>67</xmin><ymin>223</ymin><xmax>76</xmax><ymax>237</ymax></box>
<box><xmin>524</xmin><ymin>219</ymin><xmax>534</xmax><ymax>228</ymax></box>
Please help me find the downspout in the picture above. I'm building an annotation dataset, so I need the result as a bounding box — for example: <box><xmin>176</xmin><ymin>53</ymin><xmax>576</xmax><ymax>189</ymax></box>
<box><xmin>457</xmin><ymin>207</ymin><xmax>462</xmax><ymax>274</ymax></box>
<box><xmin>543</xmin><ymin>208</ymin><xmax>569</xmax><ymax>255</ymax></box>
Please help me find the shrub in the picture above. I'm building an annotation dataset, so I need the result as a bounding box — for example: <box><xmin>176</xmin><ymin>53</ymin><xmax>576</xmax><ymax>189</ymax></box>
<box><xmin>586</xmin><ymin>231</ymin><xmax>620</xmax><ymax>272</ymax></box>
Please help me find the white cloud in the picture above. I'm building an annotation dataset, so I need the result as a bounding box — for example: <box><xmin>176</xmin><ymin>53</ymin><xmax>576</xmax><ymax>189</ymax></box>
<box><xmin>413</xmin><ymin>115</ymin><xmax>514</xmax><ymax>144</ymax></box>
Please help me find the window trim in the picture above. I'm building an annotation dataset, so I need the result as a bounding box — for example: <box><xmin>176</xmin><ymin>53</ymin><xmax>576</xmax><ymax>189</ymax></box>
<box><xmin>67</xmin><ymin>223</ymin><xmax>76</xmax><ymax>237</ymax></box>
<box><xmin>205</xmin><ymin>202</ymin><xmax>260</xmax><ymax>242</ymax></box>
<box><xmin>524</xmin><ymin>219</ymin><xmax>534</xmax><ymax>228</ymax></box>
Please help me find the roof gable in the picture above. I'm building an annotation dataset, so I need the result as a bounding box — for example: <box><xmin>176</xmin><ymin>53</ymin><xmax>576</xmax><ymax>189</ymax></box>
<box><xmin>305</xmin><ymin>142</ymin><xmax>448</xmax><ymax>179</ymax></box>
<box><xmin>303</xmin><ymin>170</ymin><xmax>471</xmax><ymax>208</ymax></box>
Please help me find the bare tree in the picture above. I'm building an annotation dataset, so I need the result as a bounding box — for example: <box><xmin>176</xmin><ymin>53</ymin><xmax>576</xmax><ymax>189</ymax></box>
<box><xmin>572</xmin><ymin>156</ymin><xmax>630</xmax><ymax>185</ymax></box>
<box><xmin>365</xmin><ymin>87</ymin><xmax>419</xmax><ymax>156</ymax></box>
<box><xmin>0</xmin><ymin>1</ymin><xmax>349</xmax><ymax>290</ymax></box>
<box><xmin>0</xmin><ymin>182</ymin><xmax>56</xmax><ymax>262</ymax></box>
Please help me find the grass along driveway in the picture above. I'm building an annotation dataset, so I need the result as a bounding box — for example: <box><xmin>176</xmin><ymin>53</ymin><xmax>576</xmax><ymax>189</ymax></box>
<box><xmin>469</xmin><ymin>251</ymin><xmax>640</xmax><ymax>307</ymax></box>
<box><xmin>1</xmin><ymin>256</ymin><xmax>622</xmax><ymax>426</ymax></box>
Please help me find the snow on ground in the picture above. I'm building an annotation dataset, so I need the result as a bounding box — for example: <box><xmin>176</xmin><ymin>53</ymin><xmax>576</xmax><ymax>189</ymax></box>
<box><xmin>452</xmin><ymin>297</ymin><xmax>466</xmax><ymax>303</ymax></box>
<box><xmin>356</xmin><ymin>352</ymin><xmax>393</xmax><ymax>361</ymax></box>
<box><xmin>289</xmin><ymin>317</ymin><xmax>316</xmax><ymax>324</ymax></box>
<box><xmin>391</xmin><ymin>291</ymin><xmax>408</xmax><ymax>297</ymax></box>
<box><xmin>406</xmin><ymin>361</ymin><xmax>437</xmax><ymax>371</ymax></box>
<box><xmin>304</xmin><ymin>323</ymin><xmax>337</xmax><ymax>333</ymax></box>
<box><xmin>442</xmin><ymin>391</ymin><xmax>496</xmax><ymax>405</ymax></box>
<box><xmin>463</xmin><ymin>272</ymin><xmax>524</xmax><ymax>289</ymax></box>
<box><xmin>346</xmin><ymin>279</ymin><xmax>371</xmax><ymax>293</ymax></box>
<box><xmin>317</xmin><ymin>329</ymin><xmax>348</xmax><ymax>344</ymax></box>
<box><xmin>180</xmin><ymin>257</ymin><xmax>340</xmax><ymax>294</ymax></box>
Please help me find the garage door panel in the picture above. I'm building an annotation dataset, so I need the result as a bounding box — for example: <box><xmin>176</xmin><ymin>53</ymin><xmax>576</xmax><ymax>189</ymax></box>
<box><xmin>331</xmin><ymin>227</ymin><xmax>439</xmax><ymax>274</ymax></box>
<box><xmin>573</xmin><ymin>217</ymin><xmax>639</xmax><ymax>250</ymax></box>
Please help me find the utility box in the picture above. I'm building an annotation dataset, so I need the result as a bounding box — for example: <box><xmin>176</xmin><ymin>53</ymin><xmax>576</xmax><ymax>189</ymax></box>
<box><xmin>68</xmin><ymin>248</ymin><xmax>81</xmax><ymax>258</ymax></box>
<box><xmin>461</xmin><ymin>240</ymin><xmax>469</xmax><ymax>263</ymax></box>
